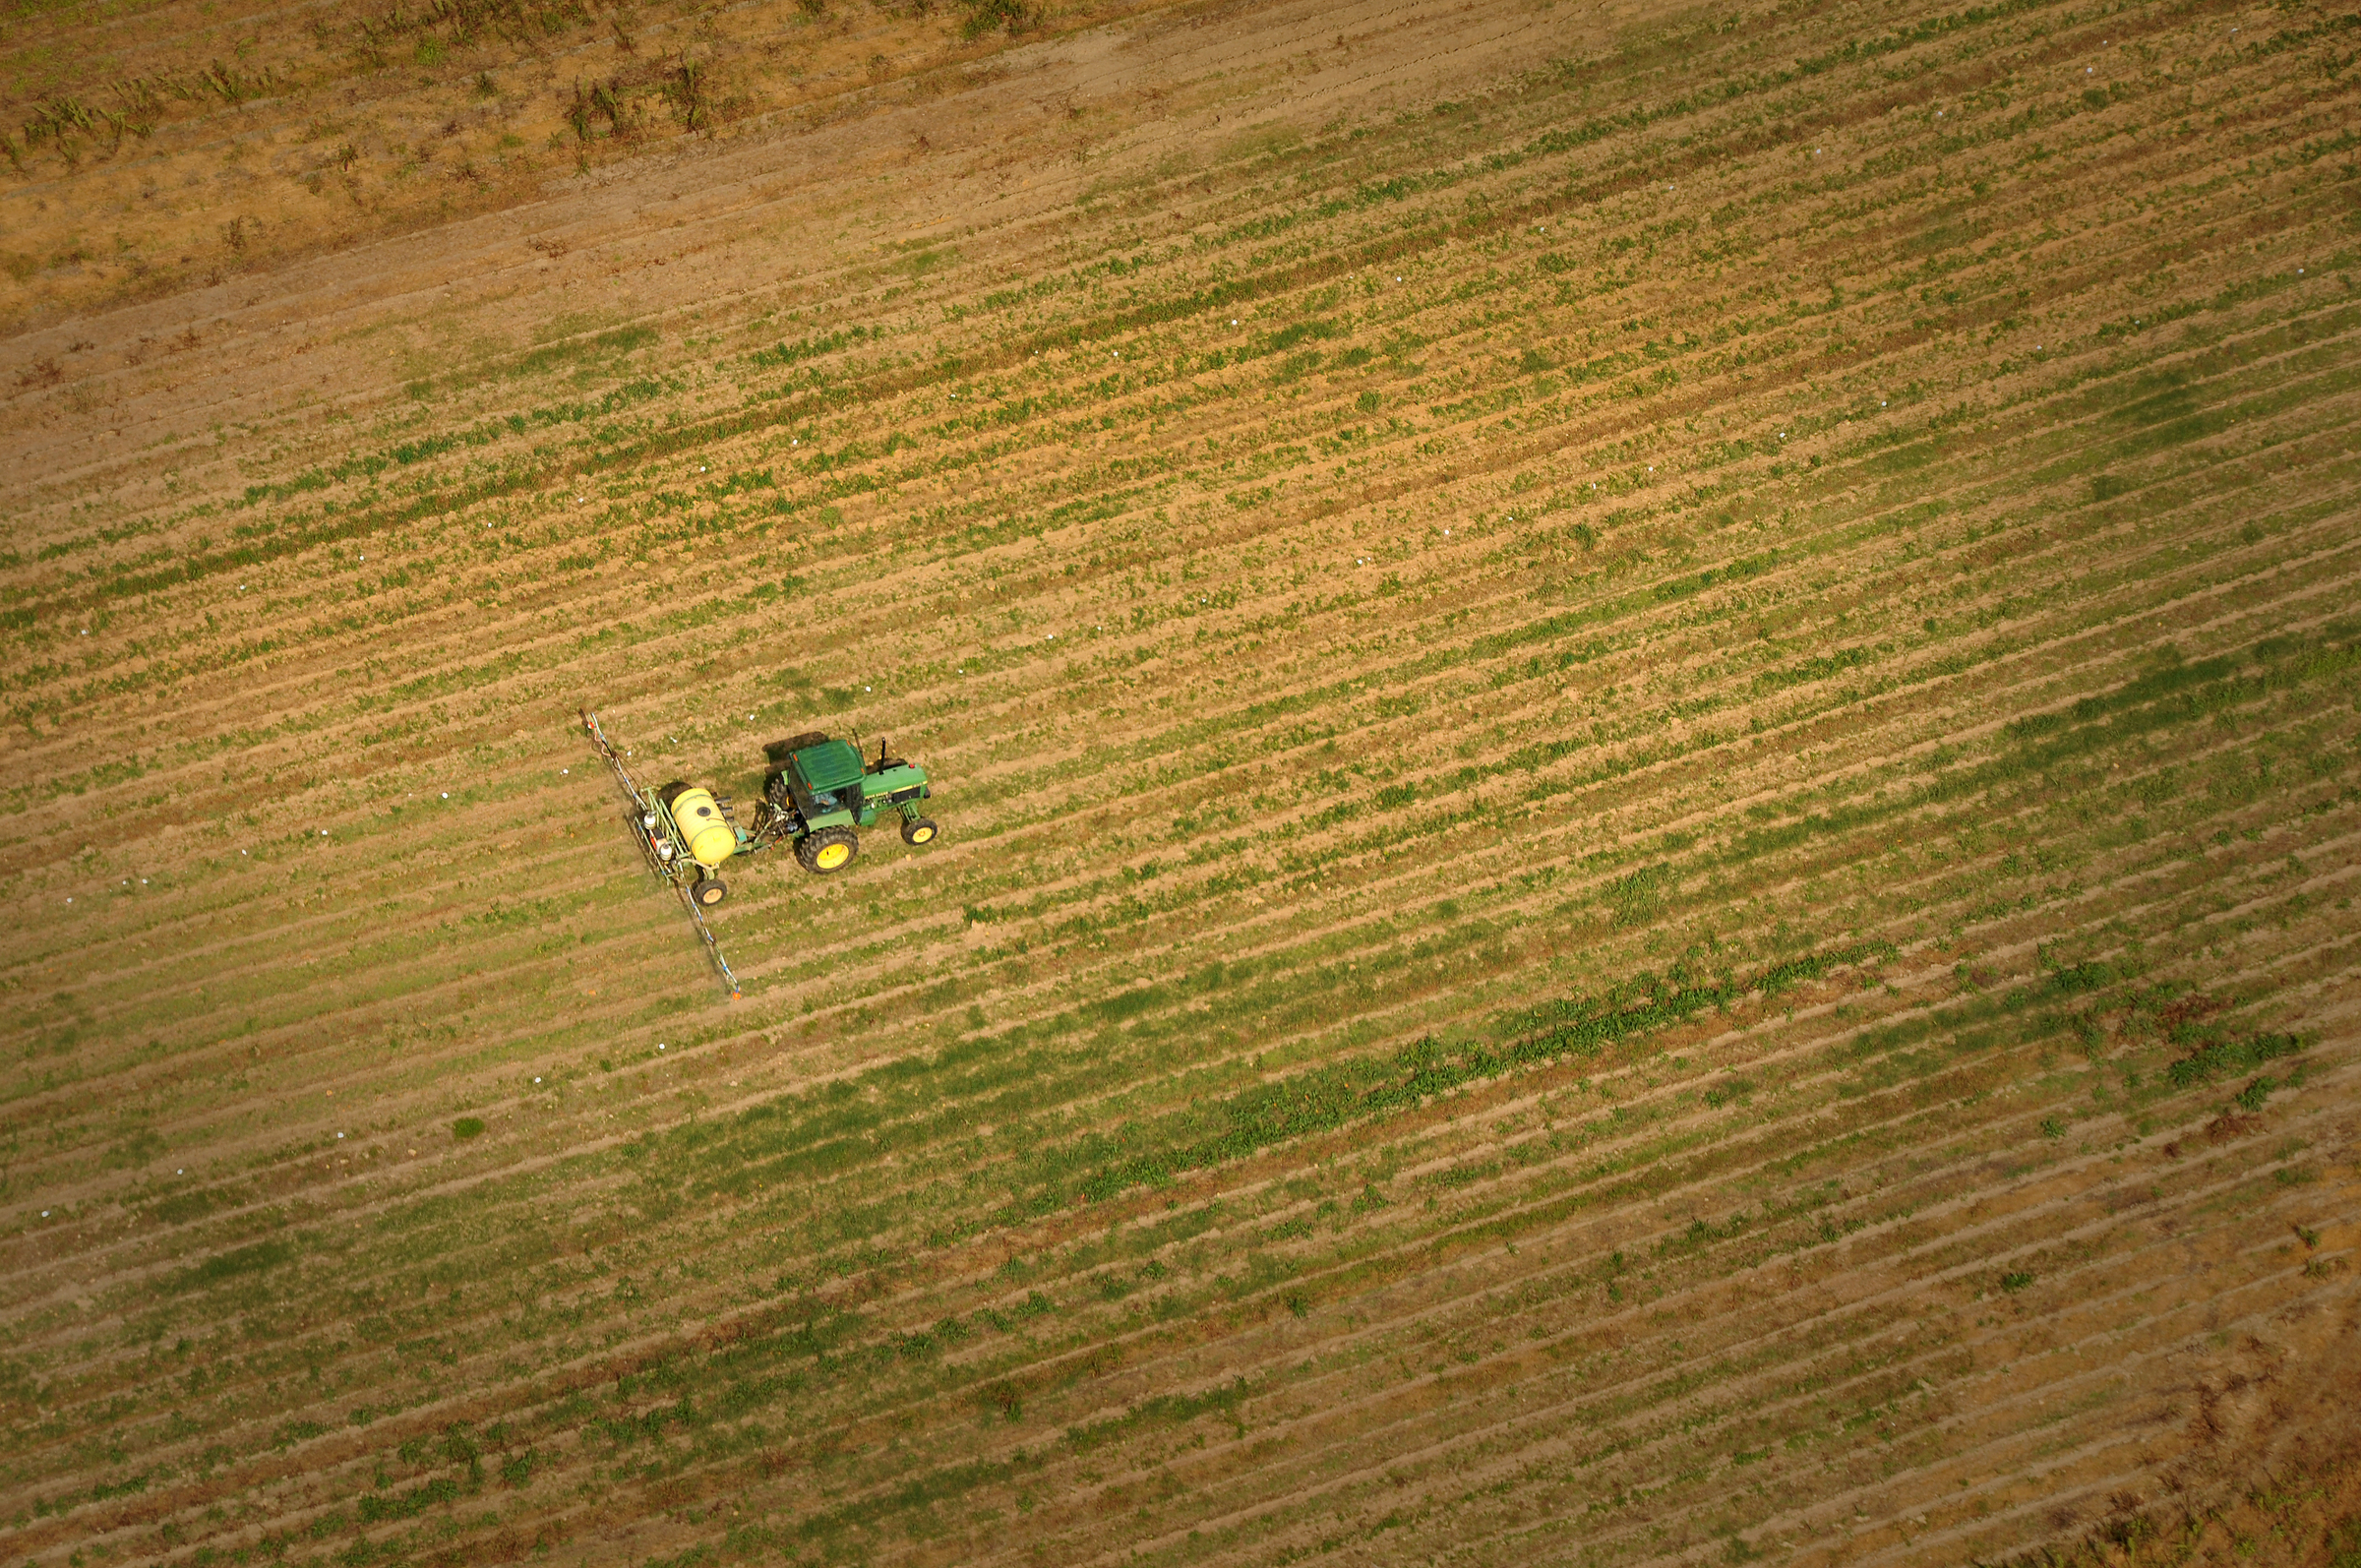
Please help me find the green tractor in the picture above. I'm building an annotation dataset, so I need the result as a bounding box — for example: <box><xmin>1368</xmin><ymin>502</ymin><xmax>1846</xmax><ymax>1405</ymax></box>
<box><xmin>582</xmin><ymin>713</ymin><xmax>939</xmax><ymax>995</ymax></box>
<box><xmin>753</xmin><ymin>730</ymin><xmax>939</xmax><ymax>879</ymax></box>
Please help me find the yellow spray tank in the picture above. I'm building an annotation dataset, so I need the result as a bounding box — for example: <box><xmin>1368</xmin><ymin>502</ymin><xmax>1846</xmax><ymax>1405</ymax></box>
<box><xmin>663</xmin><ymin>786</ymin><xmax>739</xmax><ymax>871</ymax></box>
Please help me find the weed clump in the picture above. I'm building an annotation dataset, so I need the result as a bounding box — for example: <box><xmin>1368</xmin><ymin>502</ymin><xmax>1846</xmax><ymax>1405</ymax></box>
<box><xmin>958</xmin><ymin>0</ymin><xmax>1028</xmax><ymax>36</ymax></box>
<box><xmin>2164</xmin><ymin>1033</ymin><xmax>2300</xmax><ymax>1090</ymax></box>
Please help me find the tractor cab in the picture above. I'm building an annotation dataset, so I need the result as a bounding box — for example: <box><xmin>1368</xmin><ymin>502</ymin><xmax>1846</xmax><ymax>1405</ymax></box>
<box><xmin>779</xmin><ymin>737</ymin><xmax>869</xmax><ymax>827</ymax></box>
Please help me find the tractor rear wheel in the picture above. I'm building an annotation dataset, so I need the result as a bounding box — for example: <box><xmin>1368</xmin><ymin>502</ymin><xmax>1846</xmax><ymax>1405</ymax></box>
<box><xmin>691</xmin><ymin>877</ymin><xmax>728</xmax><ymax>907</ymax></box>
<box><xmin>900</xmin><ymin>816</ymin><xmax>938</xmax><ymax>846</ymax></box>
<box><xmin>764</xmin><ymin>732</ymin><xmax>831</xmax><ymax>762</ymax></box>
<box><xmin>796</xmin><ymin>826</ymin><xmax>860</xmax><ymax>874</ymax></box>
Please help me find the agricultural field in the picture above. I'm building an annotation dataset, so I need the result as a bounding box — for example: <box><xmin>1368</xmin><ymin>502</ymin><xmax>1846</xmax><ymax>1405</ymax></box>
<box><xmin>4</xmin><ymin>0</ymin><xmax>2360</xmax><ymax>1561</ymax></box>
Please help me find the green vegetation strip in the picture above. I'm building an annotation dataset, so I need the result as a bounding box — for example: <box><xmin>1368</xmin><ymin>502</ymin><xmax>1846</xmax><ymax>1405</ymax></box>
<box><xmin>639</xmin><ymin>942</ymin><xmax>1895</xmax><ymax>1227</ymax></box>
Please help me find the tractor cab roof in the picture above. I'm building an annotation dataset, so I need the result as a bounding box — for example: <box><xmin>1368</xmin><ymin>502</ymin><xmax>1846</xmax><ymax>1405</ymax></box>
<box><xmin>790</xmin><ymin>739</ymin><xmax>867</xmax><ymax>794</ymax></box>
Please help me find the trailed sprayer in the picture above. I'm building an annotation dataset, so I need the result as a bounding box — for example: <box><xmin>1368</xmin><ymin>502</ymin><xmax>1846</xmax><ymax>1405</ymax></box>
<box><xmin>581</xmin><ymin>712</ymin><xmax>940</xmax><ymax>994</ymax></box>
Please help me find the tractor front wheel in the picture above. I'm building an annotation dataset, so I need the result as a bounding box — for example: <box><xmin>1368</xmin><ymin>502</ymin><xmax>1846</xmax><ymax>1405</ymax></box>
<box><xmin>900</xmin><ymin>816</ymin><xmax>938</xmax><ymax>846</ymax></box>
<box><xmin>691</xmin><ymin>877</ymin><xmax>728</xmax><ymax>907</ymax></box>
<box><xmin>796</xmin><ymin>826</ymin><xmax>861</xmax><ymax>874</ymax></box>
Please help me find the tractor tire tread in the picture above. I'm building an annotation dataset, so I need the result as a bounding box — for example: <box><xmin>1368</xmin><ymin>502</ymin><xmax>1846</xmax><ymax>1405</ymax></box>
<box><xmin>796</xmin><ymin>826</ymin><xmax>861</xmax><ymax>874</ymax></box>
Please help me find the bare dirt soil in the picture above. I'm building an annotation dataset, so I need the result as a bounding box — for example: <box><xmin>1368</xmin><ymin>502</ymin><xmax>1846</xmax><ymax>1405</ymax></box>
<box><xmin>2</xmin><ymin>0</ymin><xmax>2358</xmax><ymax>1564</ymax></box>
